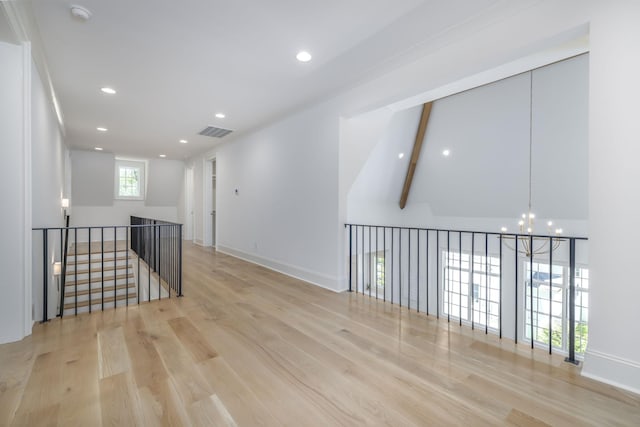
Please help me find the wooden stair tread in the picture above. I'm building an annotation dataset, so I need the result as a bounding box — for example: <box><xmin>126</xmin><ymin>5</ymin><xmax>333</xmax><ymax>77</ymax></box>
<box><xmin>64</xmin><ymin>283</ymin><xmax>136</xmax><ymax>298</ymax></box>
<box><xmin>64</xmin><ymin>293</ymin><xmax>136</xmax><ymax>310</ymax></box>
<box><xmin>63</xmin><ymin>273</ymin><xmax>134</xmax><ymax>286</ymax></box>
<box><xmin>65</xmin><ymin>264</ymin><xmax>132</xmax><ymax>276</ymax></box>
<box><xmin>66</xmin><ymin>255</ymin><xmax>131</xmax><ymax>266</ymax></box>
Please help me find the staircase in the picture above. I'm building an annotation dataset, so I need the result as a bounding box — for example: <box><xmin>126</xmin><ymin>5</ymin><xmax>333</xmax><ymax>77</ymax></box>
<box><xmin>62</xmin><ymin>240</ymin><xmax>137</xmax><ymax>315</ymax></box>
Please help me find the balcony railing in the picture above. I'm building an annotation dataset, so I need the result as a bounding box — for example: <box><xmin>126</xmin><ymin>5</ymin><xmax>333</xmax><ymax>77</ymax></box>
<box><xmin>345</xmin><ymin>223</ymin><xmax>588</xmax><ymax>364</ymax></box>
<box><xmin>32</xmin><ymin>217</ymin><xmax>182</xmax><ymax>321</ymax></box>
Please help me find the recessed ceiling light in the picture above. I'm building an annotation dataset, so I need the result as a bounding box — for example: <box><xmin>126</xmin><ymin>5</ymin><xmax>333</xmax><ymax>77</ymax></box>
<box><xmin>179</xmin><ymin>139</ymin><xmax>188</xmax><ymax>144</ymax></box>
<box><xmin>500</xmin><ymin>226</ymin><xmax>507</xmax><ymax>232</ymax></box>
<box><xmin>97</xmin><ymin>127</ymin><xmax>108</xmax><ymax>132</ymax></box>
<box><xmin>296</xmin><ymin>51</ymin><xmax>312</xmax><ymax>62</ymax></box>
<box><xmin>100</xmin><ymin>87</ymin><xmax>116</xmax><ymax>95</ymax></box>
<box><xmin>215</xmin><ymin>113</ymin><xmax>226</xmax><ymax>119</ymax></box>
<box><xmin>398</xmin><ymin>153</ymin><xmax>405</xmax><ymax>159</ymax></box>
<box><xmin>442</xmin><ymin>149</ymin><xmax>450</xmax><ymax>157</ymax></box>
<box><xmin>94</xmin><ymin>147</ymin><xmax>103</xmax><ymax>151</ymax></box>
<box><xmin>159</xmin><ymin>154</ymin><xmax>166</xmax><ymax>158</ymax></box>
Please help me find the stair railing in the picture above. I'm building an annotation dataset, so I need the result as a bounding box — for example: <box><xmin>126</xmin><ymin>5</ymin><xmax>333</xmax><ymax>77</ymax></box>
<box><xmin>32</xmin><ymin>219</ymin><xmax>183</xmax><ymax>321</ymax></box>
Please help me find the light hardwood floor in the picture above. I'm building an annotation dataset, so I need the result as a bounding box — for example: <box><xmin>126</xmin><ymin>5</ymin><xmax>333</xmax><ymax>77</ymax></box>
<box><xmin>1</xmin><ymin>242</ymin><xmax>640</xmax><ymax>426</ymax></box>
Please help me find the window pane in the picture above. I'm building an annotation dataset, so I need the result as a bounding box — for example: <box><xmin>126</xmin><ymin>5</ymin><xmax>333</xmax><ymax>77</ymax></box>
<box><xmin>119</xmin><ymin>166</ymin><xmax>140</xmax><ymax>197</ymax></box>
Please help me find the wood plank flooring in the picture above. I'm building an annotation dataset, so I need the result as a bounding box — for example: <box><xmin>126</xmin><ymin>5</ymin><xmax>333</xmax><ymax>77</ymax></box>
<box><xmin>1</xmin><ymin>242</ymin><xmax>640</xmax><ymax>426</ymax></box>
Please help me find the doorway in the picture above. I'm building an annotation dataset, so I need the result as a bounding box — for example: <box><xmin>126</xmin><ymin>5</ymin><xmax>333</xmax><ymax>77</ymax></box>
<box><xmin>185</xmin><ymin>167</ymin><xmax>195</xmax><ymax>241</ymax></box>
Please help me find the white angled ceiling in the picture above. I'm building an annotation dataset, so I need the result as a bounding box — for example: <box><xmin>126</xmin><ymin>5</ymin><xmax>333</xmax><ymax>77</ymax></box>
<box><xmin>26</xmin><ymin>0</ymin><xmax>508</xmax><ymax>159</ymax></box>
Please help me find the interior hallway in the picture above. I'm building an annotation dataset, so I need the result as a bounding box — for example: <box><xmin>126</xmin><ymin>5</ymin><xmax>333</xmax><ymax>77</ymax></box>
<box><xmin>1</xmin><ymin>242</ymin><xmax>639</xmax><ymax>426</ymax></box>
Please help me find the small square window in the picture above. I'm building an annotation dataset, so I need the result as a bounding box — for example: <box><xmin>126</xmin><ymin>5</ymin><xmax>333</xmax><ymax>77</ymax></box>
<box><xmin>115</xmin><ymin>160</ymin><xmax>145</xmax><ymax>200</ymax></box>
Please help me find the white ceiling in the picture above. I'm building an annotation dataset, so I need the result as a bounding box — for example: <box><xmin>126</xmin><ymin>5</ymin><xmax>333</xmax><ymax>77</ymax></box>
<box><xmin>26</xmin><ymin>0</ymin><xmax>507</xmax><ymax>159</ymax></box>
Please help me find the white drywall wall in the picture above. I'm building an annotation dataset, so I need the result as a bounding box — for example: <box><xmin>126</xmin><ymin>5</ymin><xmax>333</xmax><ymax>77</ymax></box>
<box><xmin>31</xmin><ymin>57</ymin><xmax>67</xmax><ymax>322</ymax></box>
<box><xmin>582</xmin><ymin>0</ymin><xmax>640</xmax><ymax>394</ymax></box>
<box><xmin>0</xmin><ymin>41</ymin><xmax>30</xmax><ymax>343</ymax></box>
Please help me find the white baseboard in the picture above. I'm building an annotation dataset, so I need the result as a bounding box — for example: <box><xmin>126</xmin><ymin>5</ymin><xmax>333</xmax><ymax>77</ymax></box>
<box><xmin>582</xmin><ymin>349</ymin><xmax>640</xmax><ymax>395</ymax></box>
<box><xmin>216</xmin><ymin>245</ymin><xmax>347</xmax><ymax>293</ymax></box>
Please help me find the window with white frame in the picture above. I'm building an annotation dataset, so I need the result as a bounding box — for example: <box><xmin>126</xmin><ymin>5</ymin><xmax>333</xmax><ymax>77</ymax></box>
<box><xmin>115</xmin><ymin>159</ymin><xmax>145</xmax><ymax>200</ymax></box>
<box><xmin>524</xmin><ymin>262</ymin><xmax>589</xmax><ymax>355</ymax></box>
<box><xmin>442</xmin><ymin>250</ymin><xmax>501</xmax><ymax>330</ymax></box>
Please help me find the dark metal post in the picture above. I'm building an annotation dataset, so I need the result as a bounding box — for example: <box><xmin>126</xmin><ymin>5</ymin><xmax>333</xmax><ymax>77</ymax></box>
<box><xmin>391</xmin><ymin>228</ymin><xmax>394</xmax><ymax>304</ymax></box>
<box><xmin>530</xmin><ymin>235</ymin><xmax>534</xmax><ymax>348</ymax></box>
<box><xmin>355</xmin><ymin>226</ymin><xmax>358</xmax><ymax>294</ymax></box>
<box><xmin>514</xmin><ymin>236</ymin><xmax>518</xmax><ymax>344</ymax></box>
<box><xmin>471</xmin><ymin>232</ymin><xmax>475</xmax><ymax>330</ymax></box>
<box><xmin>348</xmin><ymin>225</ymin><xmax>352</xmax><ymax>292</ymax></box>
<box><xmin>399</xmin><ymin>228</ymin><xmax>402</xmax><ymax>308</ymax></box>
<box><xmin>485</xmin><ymin>233</ymin><xmax>489</xmax><ymax>334</ymax></box>
<box><xmin>178</xmin><ymin>224</ymin><xmax>183</xmax><ymax>296</ymax></box>
<box><xmin>458</xmin><ymin>232</ymin><xmax>462</xmax><ymax>326</ymax></box>
<box><xmin>565</xmin><ymin>238</ymin><xmax>579</xmax><ymax>365</ymax></box>
<box><xmin>88</xmin><ymin>228</ymin><xmax>92</xmax><ymax>312</ymax></box>
<box><xmin>417</xmin><ymin>229</ymin><xmax>420</xmax><ymax>313</ymax></box>
<box><xmin>499</xmin><ymin>234</ymin><xmax>503</xmax><ymax>338</ymax></box>
<box><xmin>125</xmin><ymin>226</ymin><xmax>129</xmax><ymax>306</ymax></box>
<box><xmin>549</xmin><ymin>237</ymin><xmax>553</xmax><ymax>354</ymax></box>
<box><xmin>425</xmin><ymin>229</ymin><xmax>429</xmax><ymax>315</ymax></box>
<box><xmin>383</xmin><ymin>227</ymin><xmax>386</xmax><ymax>302</ymax></box>
<box><xmin>42</xmin><ymin>229</ymin><xmax>48</xmax><ymax>322</ymax></box>
<box><xmin>436</xmin><ymin>231</ymin><xmax>440</xmax><ymax>318</ymax></box>
<box><xmin>101</xmin><ymin>228</ymin><xmax>104</xmax><ymax>310</ymax></box>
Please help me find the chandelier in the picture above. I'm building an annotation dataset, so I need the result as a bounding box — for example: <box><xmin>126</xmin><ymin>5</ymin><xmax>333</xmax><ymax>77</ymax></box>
<box><xmin>501</xmin><ymin>70</ymin><xmax>564</xmax><ymax>257</ymax></box>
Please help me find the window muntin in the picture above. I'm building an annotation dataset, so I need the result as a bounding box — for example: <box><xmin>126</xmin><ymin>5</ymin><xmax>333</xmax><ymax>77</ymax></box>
<box><xmin>524</xmin><ymin>262</ymin><xmax>589</xmax><ymax>355</ymax></box>
<box><xmin>442</xmin><ymin>250</ymin><xmax>501</xmax><ymax>330</ymax></box>
<box><xmin>115</xmin><ymin>160</ymin><xmax>145</xmax><ymax>200</ymax></box>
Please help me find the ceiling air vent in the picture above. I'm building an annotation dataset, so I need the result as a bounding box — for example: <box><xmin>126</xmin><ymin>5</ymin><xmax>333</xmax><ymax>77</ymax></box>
<box><xmin>199</xmin><ymin>126</ymin><xmax>233</xmax><ymax>138</ymax></box>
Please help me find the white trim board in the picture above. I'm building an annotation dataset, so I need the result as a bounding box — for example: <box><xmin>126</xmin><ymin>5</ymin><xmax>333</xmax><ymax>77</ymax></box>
<box><xmin>582</xmin><ymin>349</ymin><xmax>640</xmax><ymax>396</ymax></box>
<box><xmin>216</xmin><ymin>245</ymin><xmax>346</xmax><ymax>293</ymax></box>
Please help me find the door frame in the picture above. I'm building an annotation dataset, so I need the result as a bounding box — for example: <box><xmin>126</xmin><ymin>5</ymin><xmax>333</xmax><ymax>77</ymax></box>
<box><xmin>203</xmin><ymin>156</ymin><xmax>216</xmax><ymax>248</ymax></box>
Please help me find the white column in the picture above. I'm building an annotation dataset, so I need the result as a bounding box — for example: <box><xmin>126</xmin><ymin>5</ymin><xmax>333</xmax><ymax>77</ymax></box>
<box><xmin>0</xmin><ymin>41</ymin><xmax>31</xmax><ymax>343</ymax></box>
<box><xmin>583</xmin><ymin>0</ymin><xmax>640</xmax><ymax>393</ymax></box>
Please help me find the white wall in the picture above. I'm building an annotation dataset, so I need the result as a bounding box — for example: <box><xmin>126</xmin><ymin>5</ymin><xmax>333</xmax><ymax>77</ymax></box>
<box><xmin>0</xmin><ymin>41</ymin><xmax>31</xmax><ymax>343</ymax></box>
<box><xmin>31</xmin><ymin>57</ymin><xmax>67</xmax><ymax>322</ymax></box>
<box><xmin>582</xmin><ymin>0</ymin><xmax>640</xmax><ymax>394</ymax></box>
<box><xmin>348</xmin><ymin>55</ymin><xmax>589</xmax><ymax>236</ymax></box>
<box><xmin>213</xmin><ymin>99</ymin><xmax>341</xmax><ymax>290</ymax></box>
<box><xmin>70</xmin><ymin>150</ymin><xmax>183</xmax><ymax>227</ymax></box>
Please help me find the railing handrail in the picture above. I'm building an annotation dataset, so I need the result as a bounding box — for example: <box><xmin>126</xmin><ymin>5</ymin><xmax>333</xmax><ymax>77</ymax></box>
<box><xmin>32</xmin><ymin>223</ymin><xmax>183</xmax><ymax>231</ymax></box>
<box><xmin>344</xmin><ymin>222</ymin><xmax>588</xmax><ymax>241</ymax></box>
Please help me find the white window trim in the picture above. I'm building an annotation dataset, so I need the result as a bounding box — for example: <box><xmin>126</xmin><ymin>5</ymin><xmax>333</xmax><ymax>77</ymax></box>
<box><xmin>114</xmin><ymin>159</ymin><xmax>146</xmax><ymax>201</ymax></box>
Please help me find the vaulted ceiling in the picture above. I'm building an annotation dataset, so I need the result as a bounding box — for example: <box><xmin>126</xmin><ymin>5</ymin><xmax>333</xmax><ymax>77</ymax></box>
<box><xmin>24</xmin><ymin>0</ymin><xmax>521</xmax><ymax>159</ymax></box>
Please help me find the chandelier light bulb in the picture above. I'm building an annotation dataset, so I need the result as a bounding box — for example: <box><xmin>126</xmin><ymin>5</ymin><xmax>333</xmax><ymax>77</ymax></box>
<box><xmin>527</xmin><ymin>227</ymin><xmax>532</xmax><ymax>233</ymax></box>
<box><xmin>501</xmin><ymin>227</ymin><xmax>508</xmax><ymax>232</ymax></box>
<box><xmin>529</xmin><ymin>212</ymin><xmax>535</xmax><ymax>219</ymax></box>
<box><xmin>547</xmin><ymin>221</ymin><xmax>553</xmax><ymax>227</ymax></box>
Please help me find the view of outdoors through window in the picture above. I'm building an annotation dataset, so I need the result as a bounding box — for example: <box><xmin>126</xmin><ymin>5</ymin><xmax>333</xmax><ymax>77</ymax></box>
<box><xmin>118</xmin><ymin>166</ymin><xmax>140</xmax><ymax>197</ymax></box>
<box><xmin>442</xmin><ymin>251</ymin><xmax>589</xmax><ymax>356</ymax></box>
<box><xmin>525</xmin><ymin>262</ymin><xmax>589</xmax><ymax>355</ymax></box>
<box><xmin>442</xmin><ymin>251</ymin><xmax>501</xmax><ymax>330</ymax></box>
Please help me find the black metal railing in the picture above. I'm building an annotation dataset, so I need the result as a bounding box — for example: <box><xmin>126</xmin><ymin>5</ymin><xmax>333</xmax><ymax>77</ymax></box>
<box><xmin>130</xmin><ymin>216</ymin><xmax>183</xmax><ymax>298</ymax></box>
<box><xmin>345</xmin><ymin>223</ymin><xmax>588</xmax><ymax>364</ymax></box>
<box><xmin>32</xmin><ymin>219</ymin><xmax>182</xmax><ymax>322</ymax></box>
